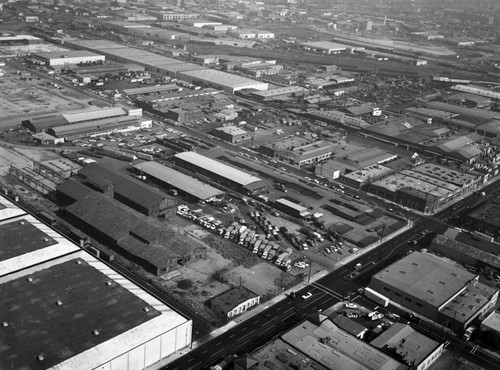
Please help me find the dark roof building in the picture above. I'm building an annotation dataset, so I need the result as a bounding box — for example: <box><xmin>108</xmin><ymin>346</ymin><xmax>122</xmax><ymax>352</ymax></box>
<box><xmin>0</xmin><ymin>195</ymin><xmax>192</xmax><ymax>370</ymax></box>
<box><xmin>63</xmin><ymin>192</ymin><xmax>205</xmax><ymax>275</ymax></box>
<box><xmin>466</xmin><ymin>200</ymin><xmax>500</xmax><ymax>238</ymax></box>
<box><xmin>370</xmin><ymin>323</ymin><xmax>444</xmax><ymax>370</ymax></box>
<box><xmin>430</xmin><ymin>230</ymin><xmax>500</xmax><ymax>273</ymax></box>
<box><xmin>76</xmin><ymin>163</ymin><xmax>176</xmax><ymax>216</ymax></box>
<box><xmin>209</xmin><ymin>285</ymin><xmax>260</xmax><ymax>319</ymax></box>
<box><xmin>329</xmin><ymin>313</ymin><xmax>368</xmax><ymax>339</ymax></box>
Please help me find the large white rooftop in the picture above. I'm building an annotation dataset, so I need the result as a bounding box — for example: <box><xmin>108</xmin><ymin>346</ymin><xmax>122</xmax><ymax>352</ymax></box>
<box><xmin>178</xmin><ymin>69</ymin><xmax>268</xmax><ymax>92</ymax></box>
<box><xmin>175</xmin><ymin>151</ymin><xmax>262</xmax><ymax>187</ymax></box>
<box><xmin>131</xmin><ymin>161</ymin><xmax>224</xmax><ymax>200</ymax></box>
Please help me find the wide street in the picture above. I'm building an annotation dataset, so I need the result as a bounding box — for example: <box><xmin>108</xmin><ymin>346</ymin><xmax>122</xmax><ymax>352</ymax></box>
<box><xmin>165</xmin><ymin>179</ymin><xmax>500</xmax><ymax>370</ymax></box>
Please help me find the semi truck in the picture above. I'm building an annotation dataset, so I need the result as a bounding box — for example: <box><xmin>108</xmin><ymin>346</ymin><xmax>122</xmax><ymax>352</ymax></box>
<box><xmin>224</xmin><ymin>226</ymin><xmax>234</xmax><ymax>239</ymax></box>
<box><xmin>363</xmin><ymin>287</ymin><xmax>389</xmax><ymax>307</ymax></box>
<box><xmin>253</xmin><ymin>240</ymin><xmax>262</xmax><ymax>254</ymax></box>
<box><xmin>262</xmin><ymin>244</ymin><xmax>273</xmax><ymax>259</ymax></box>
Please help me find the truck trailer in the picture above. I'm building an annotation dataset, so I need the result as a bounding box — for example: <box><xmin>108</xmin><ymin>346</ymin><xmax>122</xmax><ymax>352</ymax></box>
<box><xmin>363</xmin><ymin>287</ymin><xmax>389</xmax><ymax>307</ymax></box>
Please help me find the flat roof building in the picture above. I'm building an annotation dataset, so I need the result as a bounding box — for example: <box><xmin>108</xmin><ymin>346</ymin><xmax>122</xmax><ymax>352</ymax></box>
<box><xmin>32</xmin><ymin>50</ymin><xmax>105</xmax><ymax>66</ymax></box>
<box><xmin>275</xmin><ymin>198</ymin><xmax>310</xmax><ymax>218</ymax></box>
<box><xmin>174</xmin><ymin>152</ymin><xmax>266</xmax><ymax>194</ymax></box>
<box><xmin>412</xmin><ymin>163</ymin><xmax>480</xmax><ymax>191</ymax></box>
<box><xmin>370</xmin><ymin>252</ymin><xmax>498</xmax><ymax>331</ymax></box>
<box><xmin>369</xmin><ymin>173</ymin><xmax>452</xmax><ymax>211</ymax></box>
<box><xmin>0</xmin><ymin>195</ymin><xmax>191</xmax><ymax>370</ymax></box>
<box><xmin>466</xmin><ymin>201</ymin><xmax>500</xmax><ymax>238</ymax></box>
<box><xmin>301</xmin><ymin>41</ymin><xmax>348</xmax><ymax>54</ymax></box>
<box><xmin>211</xmin><ymin>126</ymin><xmax>250</xmax><ymax>143</ymax></box>
<box><xmin>260</xmin><ymin>138</ymin><xmax>333</xmax><ymax>167</ymax></box>
<box><xmin>131</xmin><ymin>161</ymin><xmax>225</xmax><ymax>201</ymax></box>
<box><xmin>340</xmin><ymin>164</ymin><xmax>394</xmax><ymax>190</ymax></box>
<box><xmin>481</xmin><ymin>311</ymin><xmax>500</xmax><ymax>337</ymax></box>
<box><xmin>178</xmin><ymin>69</ymin><xmax>268</xmax><ymax>94</ymax></box>
<box><xmin>370</xmin><ymin>323</ymin><xmax>444</xmax><ymax>370</ymax></box>
<box><xmin>209</xmin><ymin>285</ymin><xmax>260</xmax><ymax>319</ymax></box>
<box><xmin>282</xmin><ymin>319</ymin><xmax>406</xmax><ymax>370</ymax></box>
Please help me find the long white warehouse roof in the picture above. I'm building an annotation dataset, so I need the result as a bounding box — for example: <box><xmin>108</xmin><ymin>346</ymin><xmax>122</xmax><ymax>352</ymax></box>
<box><xmin>178</xmin><ymin>69</ymin><xmax>268</xmax><ymax>92</ymax></box>
<box><xmin>131</xmin><ymin>161</ymin><xmax>224</xmax><ymax>200</ymax></box>
<box><xmin>174</xmin><ymin>151</ymin><xmax>262</xmax><ymax>187</ymax></box>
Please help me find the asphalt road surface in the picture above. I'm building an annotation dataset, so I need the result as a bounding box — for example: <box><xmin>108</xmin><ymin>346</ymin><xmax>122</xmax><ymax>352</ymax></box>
<box><xmin>165</xmin><ymin>179</ymin><xmax>500</xmax><ymax>370</ymax></box>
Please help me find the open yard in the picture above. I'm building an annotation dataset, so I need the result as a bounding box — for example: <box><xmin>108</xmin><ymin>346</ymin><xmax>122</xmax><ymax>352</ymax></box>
<box><xmin>0</xmin><ymin>66</ymin><xmax>91</xmax><ymax>129</ymax></box>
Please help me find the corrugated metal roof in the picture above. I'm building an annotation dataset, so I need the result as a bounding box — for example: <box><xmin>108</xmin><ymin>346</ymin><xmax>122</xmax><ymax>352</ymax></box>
<box><xmin>175</xmin><ymin>151</ymin><xmax>262</xmax><ymax>187</ymax></box>
<box><xmin>132</xmin><ymin>161</ymin><xmax>224</xmax><ymax>200</ymax></box>
<box><xmin>78</xmin><ymin>163</ymin><xmax>170</xmax><ymax>210</ymax></box>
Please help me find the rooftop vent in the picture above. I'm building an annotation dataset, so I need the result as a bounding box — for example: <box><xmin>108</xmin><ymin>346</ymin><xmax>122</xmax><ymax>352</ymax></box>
<box><xmin>20</xmin><ymin>221</ymin><xmax>25</xmax><ymax>225</ymax></box>
<box><xmin>76</xmin><ymin>260</ymin><xmax>82</xmax><ymax>265</ymax></box>
<box><xmin>55</xmin><ymin>300</ymin><xmax>62</xmax><ymax>306</ymax></box>
<box><xmin>27</xmin><ymin>277</ymin><xmax>33</xmax><ymax>283</ymax></box>
<box><xmin>106</xmin><ymin>280</ymin><xmax>113</xmax><ymax>286</ymax></box>
<box><xmin>37</xmin><ymin>354</ymin><xmax>44</xmax><ymax>361</ymax></box>
<box><xmin>93</xmin><ymin>329</ymin><xmax>100</xmax><ymax>336</ymax></box>
<box><xmin>42</xmin><ymin>237</ymin><xmax>49</xmax><ymax>242</ymax></box>
<box><xmin>2</xmin><ymin>322</ymin><xmax>8</xmax><ymax>327</ymax></box>
<box><xmin>143</xmin><ymin>307</ymin><xmax>150</xmax><ymax>313</ymax></box>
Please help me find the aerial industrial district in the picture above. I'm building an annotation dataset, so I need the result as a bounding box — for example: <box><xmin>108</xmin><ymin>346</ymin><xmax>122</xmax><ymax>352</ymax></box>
<box><xmin>1</xmin><ymin>0</ymin><xmax>500</xmax><ymax>370</ymax></box>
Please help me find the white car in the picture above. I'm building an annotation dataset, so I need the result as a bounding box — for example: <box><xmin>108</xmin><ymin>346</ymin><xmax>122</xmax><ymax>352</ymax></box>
<box><xmin>355</xmin><ymin>263</ymin><xmax>362</xmax><ymax>269</ymax></box>
<box><xmin>344</xmin><ymin>302</ymin><xmax>357</xmax><ymax>309</ymax></box>
<box><xmin>302</xmin><ymin>292</ymin><xmax>313</xmax><ymax>300</ymax></box>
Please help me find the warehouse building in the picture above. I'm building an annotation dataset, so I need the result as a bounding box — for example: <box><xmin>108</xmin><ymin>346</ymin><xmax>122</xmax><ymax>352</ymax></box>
<box><xmin>0</xmin><ymin>34</ymin><xmax>43</xmax><ymax>46</ymax></box>
<box><xmin>174</xmin><ymin>151</ymin><xmax>266</xmax><ymax>194</ymax></box>
<box><xmin>249</xmin><ymin>86</ymin><xmax>306</xmax><ymax>101</ymax></box>
<box><xmin>340</xmin><ymin>164</ymin><xmax>394</xmax><ymax>190</ymax></box>
<box><xmin>0</xmin><ymin>195</ymin><xmax>192</xmax><ymax>370</ymax></box>
<box><xmin>412</xmin><ymin>163</ymin><xmax>481</xmax><ymax>194</ymax></box>
<box><xmin>178</xmin><ymin>69</ymin><xmax>268</xmax><ymax>94</ymax></box>
<box><xmin>62</xmin><ymin>191</ymin><xmax>205</xmax><ymax>275</ymax></box>
<box><xmin>47</xmin><ymin>116</ymin><xmax>149</xmax><ymax>141</ymax></box>
<box><xmin>370</xmin><ymin>323</ymin><xmax>444</xmax><ymax>370</ymax></box>
<box><xmin>259</xmin><ymin>138</ymin><xmax>333</xmax><ymax>167</ymax></box>
<box><xmin>466</xmin><ymin>201</ymin><xmax>500</xmax><ymax>238</ymax></box>
<box><xmin>370</xmin><ymin>251</ymin><xmax>498</xmax><ymax>332</ymax></box>
<box><xmin>131</xmin><ymin>161</ymin><xmax>225</xmax><ymax>202</ymax></box>
<box><xmin>22</xmin><ymin>107</ymin><xmax>128</xmax><ymax>133</ymax></box>
<box><xmin>209</xmin><ymin>286</ymin><xmax>260</xmax><ymax>319</ymax></box>
<box><xmin>282</xmin><ymin>319</ymin><xmax>406</xmax><ymax>370</ymax></box>
<box><xmin>274</xmin><ymin>198</ymin><xmax>310</xmax><ymax>218</ymax></box>
<box><xmin>31</xmin><ymin>50</ymin><xmax>105</xmax><ymax>66</ymax></box>
<box><xmin>123</xmin><ymin>84</ymin><xmax>180</xmax><ymax>97</ymax></box>
<box><xmin>430</xmin><ymin>230</ymin><xmax>500</xmax><ymax>274</ymax></box>
<box><xmin>71</xmin><ymin>163</ymin><xmax>177</xmax><ymax>216</ymax></box>
<box><xmin>369</xmin><ymin>172</ymin><xmax>458</xmax><ymax>213</ymax></box>
<box><xmin>211</xmin><ymin>126</ymin><xmax>250</xmax><ymax>143</ymax></box>
<box><xmin>315</xmin><ymin>148</ymin><xmax>398</xmax><ymax>180</ymax></box>
<box><xmin>65</xmin><ymin>39</ymin><xmax>266</xmax><ymax>92</ymax></box>
<box><xmin>300</xmin><ymin>41</ymin><xmax>349</xmax><ymax>54</ymax></box>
